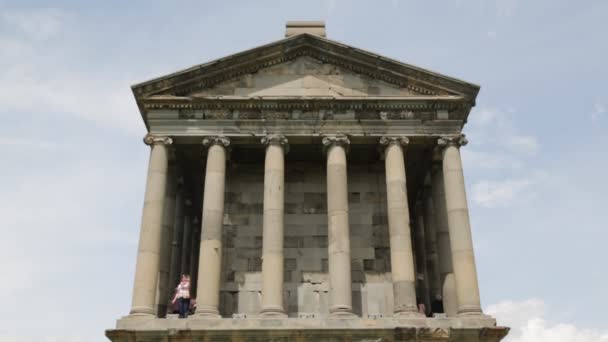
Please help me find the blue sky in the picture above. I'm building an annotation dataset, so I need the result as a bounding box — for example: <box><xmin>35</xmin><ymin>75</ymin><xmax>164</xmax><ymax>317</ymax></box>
<box><xmin>0</xmin><ymin>1</ymin><xmax>607</xmax><ymax>341</ymax></box>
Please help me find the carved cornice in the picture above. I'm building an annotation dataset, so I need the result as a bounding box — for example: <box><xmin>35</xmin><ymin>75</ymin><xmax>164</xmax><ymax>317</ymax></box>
<box><xmin>143</xmin><ymin>134</ymin><xmax>172</xmax><ymax>146</ymax></box>
<box><xmin>202</xmin><ymin>136</ymin><xmax>231</xmax><ymax>148</ymax></box>
<box><xmin>437</xmin><ymin>134</ymin><xmax>468</xmax><ymax>149</ymax></box>
<box><xmin>261</xmin><ymin>134</ymin><xmax>289</xmax><ymax>154</ymax></box>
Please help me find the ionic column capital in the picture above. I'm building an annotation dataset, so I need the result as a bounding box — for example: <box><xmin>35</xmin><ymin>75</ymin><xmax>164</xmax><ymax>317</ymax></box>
<box><xmin>322</xmin><ymin>134</ymin><xmax>350</xmax><ymax>153</ymax></box>
<box><xmin>261</xmin><ymin>134</ymin><xmax>289</xmax><ymax>153</ymax></box>
<box><xmin>143</xmin><ymin>134</ymin><xmax>173</xmax><ymax>146</ymax></box>
<box><xmin>437</xmin><ymin>134</ymin><xmax>468</xmax><ymax>149</ymax></box>
<box><xmin>202</xmin><ymin>136</ymin><xmax>231</xmax><ymax>148</ymax></box>
<box><xmin>380</xmin><ymin>135</ymin><xmax>410</xmax><ymax>148</ymax></box>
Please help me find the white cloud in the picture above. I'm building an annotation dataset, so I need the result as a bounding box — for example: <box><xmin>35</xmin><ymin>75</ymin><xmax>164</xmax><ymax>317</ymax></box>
<box><xmin>327</xmin><ymin>0</ymin><xmax>338</xmax><ymax>14</ymax></box>
<box><xmin>487</xmin><ymin>30</ymin><xmax>497</xmax><ymax>40</ymax></box>
<box><xmin>468</xmin><ymin>108</ymin><xmax>502</xmax><ymax>127</ymax></box>
<box><xmin>487</xmin><ymin>299</ymin><xmax>608</xmax><ymax>342</ymax></box>
<box><xmin>462</xmin><ymin>149</ymin><xmax>525</xmax><ymax>171</ymax></box>
<box><xmin>506</xmin><ymin>135</ymin><xmax>540</xmax><ymax>156</ymax></box>
<box><xmin>1</xmin><ymin>8</ymin><xmax>67</xmax><ymax>40</ymax></box>
<box><xmin>592</xmin><ymin>102</ymin><xmax>606</xmax><ymax>122</ymax></box>
<box><xmin>0</xmin><ymin>137</ymin><xmax>65</xmax><ymax>150</ymax></box>
<box><xmin>496</xmin><ymin>0</ymin><xmax>518</xmax><ymax>17</ymax></box>
<box><xmin>471</xmin><ymin>178</ymin><xmax>534</xmax><ymax>208</ymax></box>
<box><xmin>0</xmin><ymin>8</ymin><xmax>143</xmax><ymax>133</ymax></box>
<box><xmin>0</xmin><ymin>333</ymin><xmax>93</xmax><ymax>342</ymax></box>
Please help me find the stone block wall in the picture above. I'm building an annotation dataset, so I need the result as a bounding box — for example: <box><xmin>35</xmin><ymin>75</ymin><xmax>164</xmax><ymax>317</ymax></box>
<box><xmin>218</xmin><ymin>160</ymin><xmax>394</xmax><ymax>318</ymax></box>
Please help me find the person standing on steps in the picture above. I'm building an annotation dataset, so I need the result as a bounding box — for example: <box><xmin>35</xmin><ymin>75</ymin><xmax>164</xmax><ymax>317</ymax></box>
<box><xmin>172</xmin><ymin>274</ymin><xmax>191</xmax><ymax>318</ymax></box>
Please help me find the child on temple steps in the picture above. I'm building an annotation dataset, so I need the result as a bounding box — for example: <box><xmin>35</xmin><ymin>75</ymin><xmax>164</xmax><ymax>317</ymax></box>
<box><xmin>172</xmin><ymin>274</ymin><xmax>191</xmax><ymax>318</ymax></box>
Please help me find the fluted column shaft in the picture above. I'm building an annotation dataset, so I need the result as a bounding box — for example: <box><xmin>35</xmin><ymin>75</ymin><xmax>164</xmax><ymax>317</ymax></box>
<box><xmin>431</xmin><ymin>163</ymin><xmax>458</xmax><ymax>316</ymax></box>
<box><xmin>129</xmin><ymin>134</ymin><xmax>173</xmax><ymax>317</ymax></box>
<box><xmin>194</xmin><ymin>136</ymin><xmax>230</xmax><ymax>318</ymax></box>
<box><xmin>190</xmin><ymin>218</ymin><xmax>200</xmax><ymax>298</ymax></box>
<box><xmin>380</xmin><ymin>136</ymin><xmax>420</xmax><ymax>316</ymax></box>
<box><xmin>260</xmin><ymin>135</ymin><xmax>289</xmax><ymax>316</ymax></box>
<box><xmin>157</xmin><ymin>163</ymin><xmax>176</xmax><ymax>316</ymax></box>
<box><xmin>438</xmin><ymin>135</ymin><xmax>482</xmax><ymax>315</ymax></box>
<box><xmin>323</xmin><ymin>135</ymin><xmax>353</xmax><ymax>316</ymax></box>
<box><xmin>423</xmin><ymin>183</ymin><xmax>441</xmax><ymax>300</ymax></box>
<box><xmin>180</xmin><ymin>211</ymin><xmax>192</xmax><ymax>276</ymax></box>
<box><xmin>168</xmin><ymin>182</ymin><xmax>185</xmax><ymax>289</ymax></box>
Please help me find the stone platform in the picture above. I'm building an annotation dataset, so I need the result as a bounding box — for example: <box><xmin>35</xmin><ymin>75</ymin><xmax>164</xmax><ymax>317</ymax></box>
<box><xmin>106</xmin><ymin>316</ymin><xmax>508</xmax><ymax>341</ymax></box>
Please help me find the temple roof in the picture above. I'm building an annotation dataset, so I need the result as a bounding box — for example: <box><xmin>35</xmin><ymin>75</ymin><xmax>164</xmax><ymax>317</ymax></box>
<box><xmin>131</xmin><ymin>32</ymin><xmax>480</xmax><ymax>125</ymax></box>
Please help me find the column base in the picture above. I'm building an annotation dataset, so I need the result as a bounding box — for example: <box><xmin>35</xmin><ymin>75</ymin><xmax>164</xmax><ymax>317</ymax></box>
<box><xmin>192</xmin><ymin>306</ymin><xmax>221</xmax><ymax>319</ymax></box>
<box><xmin>156</xmin><ymin>304</ymin><xmax>168</xmax><ymax>318</ymax></box>
<box><xmin>458</xmin><ymin>305</ymin><xmax>485</xmax><ymax>316</ymax></box>
<box><xmin>260</xmin><ymin>306</ymin><xmax>287</xmax><ymax>318</ymax></box>
<box><xmin>393</xmin><ymin>310</ymin><xmax>425</xmax><ymax>318</ymax></box>
<box><xmin>329</xmin><ymin>305</ymin><xmax>356</xmax><ymax>318</ymax></box>
<box><xmin>128</xmin><ymin>306</ymin><xmax>156</xmax><ymax>318</ymax></box>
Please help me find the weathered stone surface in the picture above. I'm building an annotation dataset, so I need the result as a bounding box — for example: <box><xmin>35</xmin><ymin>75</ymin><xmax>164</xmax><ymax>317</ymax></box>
<box><xmin>107</xmin><ymin>317</ymin><xmax>508</xmax><ymax>341</ymax></box>
<box><xmin>193</xmin><ymin>56</ymin><xmax>418</xmax><ymax>98</ymax></box>
<box><xmin>216</xmin><ymin>160</ymin><xmax>394</xmax><ymax>318</ymax></box>
<box><xmin>111</xmin><ymin>22</ymin><xmax>507</xmax><ymax>342</ymax></box>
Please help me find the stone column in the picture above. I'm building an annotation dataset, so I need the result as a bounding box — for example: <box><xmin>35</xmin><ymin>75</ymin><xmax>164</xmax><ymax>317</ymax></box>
<box><xmin>169</xmin><ymin>179</ymin><xmax>185</xmax><ymax>290</ymax></box>
<box><xmin>322</xmin><ymin>134</ymin><xmax>354</xmax><ymax>316</ymax></box>
<box><xmin>129</xmin><ymin>134</ymin><xmax>173</xmax><ymax>317</ymax></box>
<box><xmin>380</xmin><ymin>136</ymin><xmax>421</xmax><ymax>317</ymax></box>
<box><xmin>431</xmin><ymin>163</ymin><xmax>458</xmax><ymax>316</ymax></box>
<box><xmin>260</xmin><ymin>134</ymin><xmax>289</xmax><ymax>317</ymax></box>
<box><xmin>190</xmin><ymin>217</ymin><xmax>200</xmax><ymax>298</ymax></box>
<box><xmin>437</xmin><ymin>135</ymin><xmax>483</xmax><ymax>315</ymax></box>
<box><xmin>180</xmin><ymin>209</ymin><xmax>192</xmax><ymax>276</ymax></box>
<box><xmin>423</xmin><ymin>179</ymin><xmax>442</xmax><ymax>302</ymax></box>
<box><xmin>157</xmin><ymin>163</ymin><xmax>176</xmax><ymax>317</ymax></box>
<box><xmin>194</xmin><ymin>136</ymin><xmax>230</xmax><ymax>318</ymax></box>
<box><xmin>414</xmin><ymin>201</ymin><xmax>430</xmax><ymax>315</ymax></box>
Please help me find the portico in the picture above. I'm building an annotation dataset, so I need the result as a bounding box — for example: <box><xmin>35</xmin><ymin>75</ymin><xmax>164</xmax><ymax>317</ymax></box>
<box><xmin>107</xmin><ymin>22</ymin><xmax>508</xmax><ymax>342</ymax></box>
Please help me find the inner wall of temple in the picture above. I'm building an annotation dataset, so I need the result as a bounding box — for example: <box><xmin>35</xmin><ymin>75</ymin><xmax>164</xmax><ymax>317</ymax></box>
<box><xmin>218</xmin><ymin>159</ymin><xmax>402</xmax><ymax>318</ymax></box>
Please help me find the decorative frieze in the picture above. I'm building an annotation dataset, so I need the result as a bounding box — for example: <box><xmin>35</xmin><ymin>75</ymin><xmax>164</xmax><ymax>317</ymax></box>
<box><xmin>146</xmin><ymin>99</ymin><xmax>465</xmax><ymax>113</ymax></box>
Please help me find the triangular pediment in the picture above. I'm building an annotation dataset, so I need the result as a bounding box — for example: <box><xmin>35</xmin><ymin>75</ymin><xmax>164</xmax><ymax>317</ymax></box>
<box><xmin>132</xmin><ymin>34</ymin><xmax>479</xmax><ymax>111</ymax></box>
<box><xmin>189</xmin><ymin>56</ymin><xmax>421</xmax><ymax>98</ymax></box>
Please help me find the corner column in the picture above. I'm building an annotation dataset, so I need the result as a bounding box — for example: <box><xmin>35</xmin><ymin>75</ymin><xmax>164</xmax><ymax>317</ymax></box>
<box><xmin>437</xmin><ymin>135</ymin><xmax>483</xmax><ymax>315</ymax></box>
<box><xmin>129</xmin><ymin>134</ymin><xmax>173</xmax><ymax>317</ymax></box>
<box><xmin>380</xmin><ymin>136</ymin><xmax>421</xmax><ymax>317</ymax></box>
<box><xmin>322</xmin><ymin>135</ymin><xmax>354</xmax><ymax>317</ymax></box>
<box><xmin>194</xmin><ymin>136</ymin><xmax>230</xmax><ymax>318</ymax></box>
<box><xmin>260</xmin><ymin>134</ymin><xmax>289</xmax><ymax>317</ymax></box>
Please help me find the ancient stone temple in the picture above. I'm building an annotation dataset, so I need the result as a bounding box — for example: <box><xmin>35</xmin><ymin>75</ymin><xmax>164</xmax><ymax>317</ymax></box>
<box><xmin>106</xmin><ymin>22</ymin><xmax>508</xmax><ymax>341</ymax></box>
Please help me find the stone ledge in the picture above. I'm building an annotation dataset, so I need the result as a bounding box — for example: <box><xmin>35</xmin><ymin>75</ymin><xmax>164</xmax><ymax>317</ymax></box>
<box><xmin>106</xmin><ymin>325</ymin><xmax>509</xmax><ymax>342</ymax></box>
<box><xmin>115</xmin><ymin>316</ymin><xmax>499</xmax><ymax>331</ymax></box>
